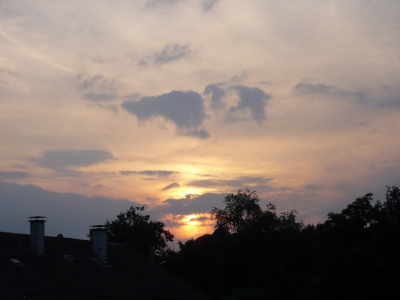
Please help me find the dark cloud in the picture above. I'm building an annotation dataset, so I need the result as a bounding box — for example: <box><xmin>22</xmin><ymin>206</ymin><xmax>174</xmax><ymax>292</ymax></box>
<box><xmin>226</xmin><ymin>86</ymin><xmax>271</xmax><ymax>123</ymax></box>
<box><xmin>204</xmin><ymin>83</ymin><xmax>225</xmax><ymax>111</ymax></box>
<box><xmin>78</xmin><ymin>74</ymin><xmax>104</xmax><ymax>90</ymax></box>
<box><xmin>0</xmin><ymin>181</ymin><xmax>138</xmax><ymax>239</ymax></box>
<box><xmin>188</xmin><ymin>176</ymin><xmax>273</xmax><ymax>189</ymax></box>
<box><xmin>162</xmin><ymin>182</ymin><xmax>180</xmax><ymax>191</ymax></box>
<box><xmin>294</xmin><ymin>82</ymin><xmax>370</xmax><ymax>103</ymax></box>
<box><xmin>121</xmin><ymin>90</ymin><xmax>210</xmax><ymax>139</ymax></box>
<box><xmin>120</xmin><ymin>170</ymin><xmax>175</xmax><ymax>178</ymax></box>
<box><xmin>0</xmin><ymin>171</ymin><xmax>30</xmax><ymax>180</ymax></box>
<box><xmin>201</xmin><ymin>0</ymin><xmax>220</xmax><ymax>12</ymax></box>
<box><xmin>83</xmin><ymin>92</ymin><xmax>117</xmax><ymax>102</ymax></box>
<box><xmin>152</xmin><ymin>193</ymin><xmax>227</xmax><ymax>215</ymax></box>
<box><xmin>154</xmin><ymin>44</ymin><xmax>190</xmax><ymax>64</ymax></box>
<box><xmin>379</xmin><ymin>96</ymin><xmax>400</xmax><ymax>109</ymax></box>
<box><xmin>31</xmin><ymin>150</ymin><xmax>114</xmax><ymax>171</ymax></box>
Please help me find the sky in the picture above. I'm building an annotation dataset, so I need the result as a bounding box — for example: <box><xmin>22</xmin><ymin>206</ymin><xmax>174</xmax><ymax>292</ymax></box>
<box><xmin>1</xmin><ymin>0</ymin><xmax>400</xmax><ymax>241</ymax></box>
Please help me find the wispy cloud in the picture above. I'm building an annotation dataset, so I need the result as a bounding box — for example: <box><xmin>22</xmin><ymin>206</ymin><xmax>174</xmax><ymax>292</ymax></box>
<box><xmin>154</xmin><ymin>44</ymin><xmax>191</xmax><ymax>64</ymax></box>
<box><xmin>31</xmin><ymin>150</ymin><xmax>115</xmax><ymax>171</ymax></box>
<box><xmin>0</xmin><ymin>171</ymin><xmax>30</xmax><ymax>180</ymax></box>
<box><xmin>162</xmin><ymin>182</ymin><xmax>180</xmax><ymax>191</ymax></box>
<box><xmin>120</xmin><ymin>170</ymin><xmax>175</xmax><ymax>178</ymax></box>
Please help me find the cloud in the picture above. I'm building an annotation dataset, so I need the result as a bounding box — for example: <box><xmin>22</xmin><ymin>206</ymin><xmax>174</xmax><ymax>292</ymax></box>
<box><xmin>201</xmin><ymin>0</ymin><xmax>220</xmax><ymax>12</ymax></box>
<box><xmin>31</xmin><ymin>149</ymin><xmax>115</xmax><ymax>171</ymax></box>
<box><xmin>0</xmin><ymin>181</ymin><xmax>138</xmax><ymax>239</ymax></box>
<box><xmin>180</xmin><ymin>128</ymin><xmax>210</xmax><ymax>139</ymax></box>
<box><xmin>294</xmin><ymin>82</ymin><xmax>370</xmax><ymax>103</ymax></box>
<box><xmin>83</xmin><ymin>92</ymin><xmax>117</xmax><ymax>102</ymax></box>
<box><xmin>379</xmin><ymin>96</ymin><xmax>400</xmax><ymax>109</ymax></box>
<box><xmin>120</xmin><ymin>170</ymin><xmax>175</xmax><ymax>178</ymax></box>
<box><xmin>78</xmin><ymin>74</ymin><xmax>104</xmax><ymax>90</ymax></box>
<box><xmin>121</xmin><ymin>90</ymin><xmax>210</xmax><ymax>139</ymax></box>
<box><xmin>95</xmin><ymin>104</ymin><xmax>118</xmax><ymax>113</ymax></box>
<box><xmin>153</xmin><ymin>193</ymin><xmax>227</xmax><ymax>215</ymax></box>
<box><xmin>162</xmin><ymin>182</ymin><xmax>180</xmax><ymax>191</ymax></box>
<box><xmin>0</xmin><ymin>171</ymin><xmax>30</xmax><ymax>180</ymax></box>
<box><xmin>302</xmin><ymin>184</ymin><xmax>325</xmax><ymax>191</ymax></box>
<box><xmin>204</xmin><ymin>83</ymin><xmax>226</xmax><ymax>111</ymax></box>
<box><xmin>230</xmin><ymin>71</ymin><xmax>248</xmax><ymax>84</ymax></box>
<box><xmin>226</xmin><ymin>85</ymin><xmax>271</xmax><ymax>123</ymax></box>
<box><xmin>188</xmin><ymin>176</ymin><xmax>273</xmax><ymax>189</ymax></box>
<box><xmin>145</xmin><ymin>0</ymin><xmax>184</xmax><ymax>8</ymax></box>
<box><xmin>154</xmin><ymin>44</ymin><xmax>191</xmax><ymax>64</ymax></box>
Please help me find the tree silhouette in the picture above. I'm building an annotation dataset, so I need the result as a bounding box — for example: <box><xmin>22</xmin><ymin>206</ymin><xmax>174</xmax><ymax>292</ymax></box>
<box><xmin>105</xmin><ymin>205</ymin><xmax>173</xmax><ymax>261</ymax></box>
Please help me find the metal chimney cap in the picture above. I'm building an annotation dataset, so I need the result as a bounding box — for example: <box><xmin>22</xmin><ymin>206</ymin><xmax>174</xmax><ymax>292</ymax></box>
<box><xmin>28</xmin><ymin>216</ymin><xmax>47</xmax><ymax>221</ymax></box>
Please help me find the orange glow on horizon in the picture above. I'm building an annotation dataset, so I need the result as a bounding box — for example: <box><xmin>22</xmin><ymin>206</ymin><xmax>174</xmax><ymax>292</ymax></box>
<box><xmin>163</xmin><ymin>213</ymin><xmax>215</xmax><ymax>241</ymax></box>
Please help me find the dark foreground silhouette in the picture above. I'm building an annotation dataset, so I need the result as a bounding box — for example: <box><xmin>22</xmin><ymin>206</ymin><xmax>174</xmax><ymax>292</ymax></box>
<box><xmin>106</xmin><ymin>187</ymin><xmax>400</xmax><ymax>300</ymax></box>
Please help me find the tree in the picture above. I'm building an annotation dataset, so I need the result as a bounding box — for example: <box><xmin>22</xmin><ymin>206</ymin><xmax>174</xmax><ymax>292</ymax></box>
<box><xmin>105</xmin><ymin>205</ymin><xmax>173</xmax><ymax>261</ymax></box>
<box><xmin>210</xmin><ymin>188</ymin><xmax>263</xmax><ymax>233</ymax></box>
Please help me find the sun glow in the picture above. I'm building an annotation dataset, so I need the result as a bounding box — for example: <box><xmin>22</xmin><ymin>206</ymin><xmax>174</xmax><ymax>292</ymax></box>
<box><xmin>163</xmin><ymin>213</ymin><xmax>215</xmax><ymax>240</ymax></box>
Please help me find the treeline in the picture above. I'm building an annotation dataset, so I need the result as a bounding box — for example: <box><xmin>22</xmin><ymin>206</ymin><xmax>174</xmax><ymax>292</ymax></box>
<box><xmin>104</xmin><ymin>187</ymin><xmax>400</xmax><ymax>300</ymax></box>
<box><xmin>165</xmin><ymin>187</ymin><xmax>400</xmax><ymax>299</ymax></box>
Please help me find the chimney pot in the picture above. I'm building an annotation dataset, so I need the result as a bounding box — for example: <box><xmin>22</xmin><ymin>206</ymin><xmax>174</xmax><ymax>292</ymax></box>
<box><xmin>90</xmin><ymin>225</ymin><xmax>108</xmax><ymax>261</ymax></box>
<box><xmin>28</xmin><ymin>216</ymin><xmax>46</xmax><ymax>254</ymax></box>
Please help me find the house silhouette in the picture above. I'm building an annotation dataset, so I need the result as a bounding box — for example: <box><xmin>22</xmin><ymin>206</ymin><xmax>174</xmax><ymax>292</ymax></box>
<box><xmin>0</xmin><ymin>217</ymin><xmax>209</xmax><ymax>300</ymax></box>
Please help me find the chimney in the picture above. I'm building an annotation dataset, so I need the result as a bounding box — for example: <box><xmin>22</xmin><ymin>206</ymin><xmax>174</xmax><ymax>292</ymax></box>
<box><xmin>90</xmin><ymin>225</ymin><xmax>108</xmax><ymax>261</ymax></box>
<box><xmin>28</xmin><ymin>216</ymin><xmax>46</xmax><ymax>254</ymax></box>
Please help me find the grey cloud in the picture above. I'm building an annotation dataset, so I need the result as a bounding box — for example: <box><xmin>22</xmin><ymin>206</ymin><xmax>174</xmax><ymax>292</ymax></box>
<box><xmin>357</xmin><ymin>120</ymin><xmax>369</xmax><ymax>126</ymax></box>
<box><xmin>120</xmin><ymin>170</ymin><xmax>175</xmax><ymax>178</ymax></box>
<box><xmin>230</xmin><ymin>71</ymin><xmax>248</xmax><ymax>84</ymax></box>
<box><xmin>78</xmin><ymin>74</ymin><xmax>104</xmax><ymax>90</ymax></box>
<box><xmin>379</xmin><ymin>96</ymin><xmax>400</xmax><ymax>109</ymax></box>
<box><xmin>152</xmin><ymin>193</ymin><xmax>227</xmax><ymax>215</ymax></box>
<box><xmin>180</xmin><ymin>128</ymin><xmax>210</xmax><ymax>139</ymax></box>
<box><xmin>121</xmin><ymin>90</ymin><xmax>209</xmax><ymax>139</ymax></box>
<box><xmin>226</xmin><ymin>85</ymin><xmax>271</xmax><ymax>123</ymax></box>
<box><xmin>83</xmin><ymin>92</ymin><xmax>117</xmax><ymax>102</ymax></box>
<box><xmin>294</xmin><ymin>82</ymin><xmax>370</xmax><ymax>104</ymax></box>
<box><xmin>201</xmin><ymin>0</ymin><xmax>220</xmax><ymax>12</ymax></box>
<box><xmin>204</xmin><ymin>83</ymin><xmax>226</xmax><ymax>111</ymax></box>
<box><xmin>0</xmin><ymin>181</ymin><xmax>138</xmax><ymax>239</ymax></box>
<box><xmin>120</xmin><ymin>171</ymin><xmax>137</xmax><ymax>176</ymax></box>
<box><xmin>0</xmin><ymin>171</ymin><xmax>30</xmax><ymax>180</ymax></box>
<box><xmin>154</xmin><ymin>44</ymin><xmax>190</xmax><ymax>64</ymax></box>
<box><xmin>140</xmin><ymin>170</ymin><xmax>175</xmax><ymax>177</ymax></box>
<box><xmin>188</xmin><ymin>176</ymin><xmax>273</xmax><ymax>189</ymax></box>
<box><xmin>190</xmin><ymin>216</ymin><xmax>209</xmax><ymax>222</ymax></box>
<box><xmin>145</xmin><ymin>0</ymin><xmax>184</xmax><ymax>8</ymax></box>
<box><xmin>31</xmin><ymin>149</ymin><xmax>114</xmax><ymax>171</ymax></box>
<box><xmin>162</xmin><ymin>182</ymin><xmax>180</xmax><ymax>191</ymax></box>
<box><xmin>302</xmin><ymin>184</ymin><xmax>325</xmax><ymax>191</ymax></box>
<box><xmin>94</xmin><ymin>104</ymin><xmax>119</xmax><ymax>113</ymax></box>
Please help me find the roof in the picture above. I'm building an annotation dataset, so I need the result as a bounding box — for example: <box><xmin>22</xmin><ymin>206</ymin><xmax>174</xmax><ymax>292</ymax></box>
<box><xmin>0</xmin><ymin>231</ymin><xmax>209</xmax><ymax>300</ymax></box>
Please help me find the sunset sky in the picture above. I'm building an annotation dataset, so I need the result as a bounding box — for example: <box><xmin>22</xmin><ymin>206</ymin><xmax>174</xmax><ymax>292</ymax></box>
<box><xmin>1</xmin><ymin>0</ymin><xmax>400</xmax><ymax>241</ymax></box>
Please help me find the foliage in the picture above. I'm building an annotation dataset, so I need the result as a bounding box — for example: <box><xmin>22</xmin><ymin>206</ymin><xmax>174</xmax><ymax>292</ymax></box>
<box><xmin>105</xmin><ymin>205</ymin><xmax>173</xmax><ymax>261</ymax></box>
<box><xmin>210</xmin><ymin>188</ymin><xmax>263</xmax><ymax>233</ymax></box>
<box><xmin>164</xmin><ymin>186</ymin><xmax>400</xmax><ymax>300</ymax></box>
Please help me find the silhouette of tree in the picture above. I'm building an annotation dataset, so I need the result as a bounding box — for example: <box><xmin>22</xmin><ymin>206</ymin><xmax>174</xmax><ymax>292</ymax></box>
<box><xmin>105</xmin><ymin>205</ymin><xmax>173</xmax><ymax>261</ymax></box>
<box><xmin>210</xmin><ymin>188</ymin><xmax>263</xmax><ymax>233</ymax></box>
<box><xmin>165</xmin><ymin>186</ymin><xmax>400</xmax><ymax>300</ymax></box>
